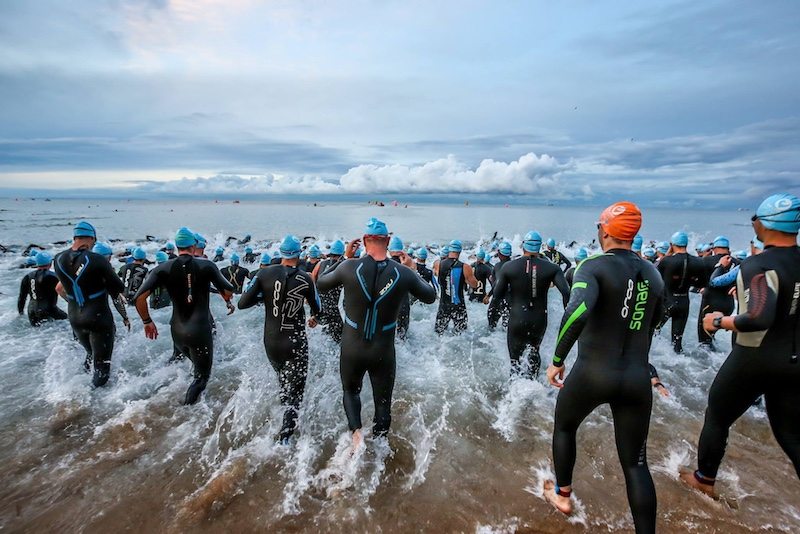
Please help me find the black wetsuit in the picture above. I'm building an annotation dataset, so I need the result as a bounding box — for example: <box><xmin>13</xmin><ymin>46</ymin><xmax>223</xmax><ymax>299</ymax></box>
<box><xmin>435</xmin><ymin>257</ymin><xmax>469</xmax><ymax>335</ymax></box>
<box><xmin>390</xmin><ymin>255</ymin><xmax>411</xmax><ymax>339</ymax></box>
<box><xmin>316</xmin><ymin>257</ymin><xmax>344</xmax><ymax>343</ymax></box>
<box><xmin>697</xmin><ymin>254</ymin><xmax>739</xmax><ymax>346</ymax></box>
<box><xmin>551</xmin><ymin>249</ymin><xmax>664</xmax><ymax>534</ymax></box>
<box><xmin>317</xmin><ymin>255</ymin><xmax>436</xmax><ymax>435</ymax></box>
<box><xmin>18</xmin><ymin>269</ymin><xmax>68</xmax><ymax>326</ymax></box>
<box><xmin>135</xmin><ymin>254</ymin><xmax>234</xmax><ymax>404</ymax></box>
<box><xmin>470</xmin><ymin>261</ymin><xmax>493</xmax><ymax>302</ymax></box>
<box><xmin>270</xmin><ymin>256</ymin><xmax>282</xmax><ymax>265</ymax></box>
<box><xmin>220</xmin><ymin>264</ymin><xmax>250</xmax><ymax>294</ymax></box>
<box><xmin>544</xmin><ymin>248</ymin><xmax>572</xmax><ymax>273</ymax></box>
<box><xmin>212</xmin><ymin>253</ymin><xmax>224</xmax><ymax>262</ymax></box>
<box><xmin>695</xmin><ymin>245</ymin><xmax>800</xmax><ymax>481</ymax></box>
<box><xmin>303</xmin><ymin>259</ymin><xmax>320</xmax><ymax>274</ymax></box>
<box><xmin>412</xmin><ymin>262</ymin><xmax>437</xmax><ymax>305</ymax></box>
<box><xmin>564</xmin><ymin>265</ymin><xmax>576</xmax><ymax>287</ymax></box>
<box><xmin>118</xmin><ymin>263</ymin><xmax>148</xmax><ymax>304</ymax></box>
<box><xmin>489</xmin><ymin>255</ymin><xmax>569</xmax><ymax>378</ymax></box>
<box><xmin>54</xmin><ymin>248</ymin><xmax>126</xmax><ymax>386</ymax></box>
<box><xmin>657</xmin><ymin>252</ymin><xmax>704</xmax><ymax>353</ymax></box>
<box><xmin>149</xmin><ymin>283</ymin><xmax>172</xmax><ymax>310</ymax></box>
<box><xmin>487</xmin><ymin>256</ymin><xmax>511</xmax><ymax>327</ymax></box>
<box><xmin>239</xmin><ymin>264</ymin><xmax>321</xmax><ymax>441</ymax></box>
<box><xmin>244</xmin><ymin>252</ymin><xmax>258</xmax><ymax>264</ymax></box>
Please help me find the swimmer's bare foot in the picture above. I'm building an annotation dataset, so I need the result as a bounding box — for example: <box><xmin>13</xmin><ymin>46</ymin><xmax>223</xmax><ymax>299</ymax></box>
<box><xmin>350</xmin><ymin>429</ymin><xmax>363</xmax><ymax>456</ymax></box>
<box><xmin>543</xmin><ymin>480</ymin><xmax>572</xmax><ymax>515</ymax></box>
<box><xmin>679</xmin><ymin>467</ymin><xmax>718</xmax><ymax>499</ymax></box>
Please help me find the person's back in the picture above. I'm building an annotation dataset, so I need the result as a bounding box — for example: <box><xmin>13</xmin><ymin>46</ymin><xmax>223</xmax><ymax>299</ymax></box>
<box><xmin>18</xmin><ymin>255</ymin><xmax>67</xmax><ymax>326</ymax></box>
<box><xmin>658</xmin><ymin>252</ymin><xmax>703</xmax><ymax>294</ymax></box>
<box><xmin>151</xmin><ymin>255</ymin><xmax>219</xmax><ymax>330</ymax></box>
<box><xmin>501</xmin><ymin>256</ymin><xmax>568</xmax><ymax>313</ymax></box>
<box><xmin>118</xmin><ymin>262</ymin><xmax>149</xmax><ymax>302</ymax></box>
<box><xmin>220</xmin><ymin>263</ymin><xmax>249</xmax><ymax>294</ymax></box>
<box><xmin>470</xmin><ymin>259</ymin><xmax>492</xmax><ymax>301</ymax></box>
<box><xmin>56</xmin><ymin>248</ymin><xmax>122</xmax><ymax>330</ymax></box>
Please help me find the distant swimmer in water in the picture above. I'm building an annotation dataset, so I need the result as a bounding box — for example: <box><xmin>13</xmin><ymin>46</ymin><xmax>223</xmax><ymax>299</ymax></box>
<box><xmin>53</xmin><ymin>221</ymin><xmax>126</xmax><ymax>387</ymax></box>
<box><xmin>433</xmin><ymin>240</ymin><xmax>478</xmax><ymax>335</ymax></box>
<box><xmin>544</xmin><ymin>202</ymin><xmax>663</xmax><ymax>534</ymax></box>
<box><xmin>17</xmin><ymin>251</ymin><xmax>68</xmax><ymax>326</ymax></box>
<box><xmin>93</xmin><ymin>242</ymin><xmax>132</xmax><ymax>329</ymax></box>
<box><xmin>656</xmin><ymin>232</ymin><xmax>704</xmax><ymax>353</ymax></box>
<box><xmin>243</xmin><ymin>246</ymin><xmax>257</xmax><ymax>264</ymax></box>
<box><xmin>239</xmin><ymin>235</ymin><xmax>321</xmax><ymax>443</ymax></box>
<box><xmin>490</xmin><ymin>231</ymin><xmax>569</xmax><ymax>378</ymax></box>
<box><xmin>212</xmin><ymin>246</ymin><xmax>225</xmax><ymax>262</ymax></box>
<box><xmin>680</xmin><ymin>194</ymin><xmax>800</xmax><ymax>497</ymax></box>
<box><xmin>564</xmin><ymin>248</ymin><xmax>588</xmax><ymax>287</ymax></box>
<box><xmin>311</xmin><ymin>240</ymin><xmax>346</xmax><ymax>343</ymax></box>
<box><xmin>133</xmin><ymin>227</ymin><xmax>235</xmax><ymax>405</ymax></box>
<box><xmin>117</xmin><ymin>247</ymin><xmax>148</xmax><ymax>304</ymax></box>
<box><xmin>388</xmin><ymin>236</ymin><xmax>411</xmax><ymax>339</ymax></box>
<box><xmin>543</xmin><ymin>237</ymin><xmax>572</xmax><ymax>273</ymax></box>
<box><xmin>469</xmin><ymin>249</ymin><xmax>492</xmax><ymax>302</ymax></box>
<box><xmin>220</xmin><ymin>253</ymin><xmax>249</xmax><ymax>294</ymax></box>
<box><xmin>316</xmin><ymin>218</ymin><xmax>436</xmax><ymax>451</ymax></box>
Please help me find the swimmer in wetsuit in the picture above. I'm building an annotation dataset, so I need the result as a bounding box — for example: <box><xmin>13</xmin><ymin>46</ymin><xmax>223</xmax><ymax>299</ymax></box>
<box><xmin>162</xmin><ymin>242</ymin><xmax>177</xmax><ymax>260</ymax></box>
<box><xmin>434</xmin><ymin>239</ymin><xmax>478</xmax><ymax>335</ymax></box>
<box><xmin>18</xmin><ymin>252</ymin><xmax>68</xmax><ymax>326</ymax></box>
<box><xmin>543</xmin><ymin>238</ymin><xmax>572</xmax><ymax>273</ymax></box>
<box><xmin>483</xmin><ymin>241</ymin><xmax>512</xmax><ymax>327</ymax></box>
<box><xmin>117</xmin><ymin>247</ymin><xmax>148</xmax><ymax>304</ymax></box>
<box><xmin>632</xmin><ymin>234</ymin><xmax>644</xmax><ymax>258</ymax></box>
<box><xmin>680</xmin><ymin>193</ymin><xmax>800</xmax><ymax>496</ymax></box>
<box><xmin>133</xmin><ymin>227</ymin><xmax>235</xmax><ymax>405</ymax></box>
<box><xmin>543</xmin><ymin>202</ymin><xmax>664</xmax><ymax>534</ymax></box>
<box><xmin>220</xmin><ymin>253</ymin><xmax>250</xmax><ymax>294</ymax></box>
<box><xmin>564</xmin><ymin>248</ymin><xmax>588</xmax><ymax>287</ymax></box>
<box><xmin>53</xmin><ymin>221</ymin><xmax>126</xmax><ymax>387</ymax></box>
<box><xmin>388</xmin><ymin>236</ymin><xmax>412</xmax><ymax>339</ymax></box>
<box><xmin>212</xmin><ymin>246</ymin><xmax>225</xmax><ymax>262</ymax></box>
<box><xmin>316</xmin><ymin>218</ymin><xmax>437</xmax><ymax>450</ymax></box>
<box><xmin>303</xmin><ymin>245</ymin><xmax>321</xmax><ymax>273</ymax></box>
<box><xmin>489</xmin><ymin>231</ymin><xmax>570</xmax><ymax>378</ymax></box>
<box><xmin>243</xmin><ymin>246</ymin><xmax>257</xmax><ymax>264</ymax></box>
<box><xmin>311</xmin><ymin>240</ymin><xmax>346</xmax><ymax>343</ymax></box>
<box><xmin>696</xmin><ymin>235</ymin><xmax>739</xmax><ymax>349</ymax></box>
<box><xmin>239</xmin><ymin>235</ymin><xmax>321</xmax><ymax>442</ymax></box>
<box><xmin>656</xmin><ymin>232</ymin><xmax>704</xmax><ymax>353</ymax></box>
<box><xmin>270</xmin><ymin>250</ymin><xmax>282</xmax><ymax>265</ymax></box>
<box><xmin>469</xmin><ymin>249</ymin><xmax>493</xmax><ymax>302</ymax></box>
<box><xmin>93</xmin><ymin>242</ymin><xmax>132</xmax><ymax>330</ymax></box>
<box><xmin>148</xmin><ymin>251</ymin><xmax>173</xmax><ymax>309</ymax></box>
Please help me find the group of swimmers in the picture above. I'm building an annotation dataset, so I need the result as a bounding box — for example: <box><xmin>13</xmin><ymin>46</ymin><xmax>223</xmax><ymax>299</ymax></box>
<box><xmin>13</xmin><ymin>193</ymin><xmax>800</xmax><ymax>534</ymax></box>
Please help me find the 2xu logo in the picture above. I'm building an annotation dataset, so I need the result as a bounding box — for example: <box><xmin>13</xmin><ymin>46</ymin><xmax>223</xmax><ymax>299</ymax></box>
<box><xmin>621</xmin><ymin>278</ymin><xmax>650</xmax><ymax>331</ymax></box>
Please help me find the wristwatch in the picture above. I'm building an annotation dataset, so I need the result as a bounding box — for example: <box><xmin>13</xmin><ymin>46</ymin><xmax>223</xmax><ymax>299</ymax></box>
<box><xmin>712</xmin><ymin>316</ymin><xmax>723</xmax><ymax>329</ymax></box>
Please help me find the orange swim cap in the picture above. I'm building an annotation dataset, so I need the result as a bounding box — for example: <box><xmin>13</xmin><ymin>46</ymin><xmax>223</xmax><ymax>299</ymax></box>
<box><xmin>597</xmin><ymin>201</ymin><xmax>642</xmax><ymax>241</ymax></box>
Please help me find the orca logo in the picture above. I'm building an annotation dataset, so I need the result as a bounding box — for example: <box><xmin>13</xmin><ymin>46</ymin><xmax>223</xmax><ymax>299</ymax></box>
<box><xmin>611</xmin><ymin>204</ymin><xmax>627</xmax><ymax>216</ymax></box>
<box><xmin>775</xmin><ymin>198</ymin><xmax>793</xmax><ymax>210</ymax></box>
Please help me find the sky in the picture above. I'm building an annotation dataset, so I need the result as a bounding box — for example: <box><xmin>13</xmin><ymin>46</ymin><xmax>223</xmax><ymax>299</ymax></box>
<box><xmin>0</xmin><ymin>0</ymin><xmax>798</xmax><ymax>206</ymax></box>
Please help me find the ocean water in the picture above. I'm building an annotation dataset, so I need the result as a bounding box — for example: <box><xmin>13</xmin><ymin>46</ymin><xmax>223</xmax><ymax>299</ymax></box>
<box><xmin>0</xmin><ymin>198</ymin><xmax>797</xmax><ymax>533</ymax></box>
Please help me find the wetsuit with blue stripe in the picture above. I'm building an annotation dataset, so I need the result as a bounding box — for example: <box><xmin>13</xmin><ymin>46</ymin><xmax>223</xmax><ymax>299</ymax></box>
<box><xmin>134</xmin><ymin>254</ymin><xmax>234</xmax><ymax>404</ymax></box>
<box><xmin>239</xmin><ymin>264</ymin><xmax>321</xmax><ymax>441</ymax></box>
<box><xmin>317</xmin><ymin>255</ymin><xmax>436</xmax><ymax>435</ymax></box>
<box><xmin>695</xmin><ymin>245</ymin><xmax>800</xmax><ymax>482</ymax></box>
<box><xmin>54</xmin><ymin>248</ymin><xmax>125</xmax><ymax>386</ymax></box>
<box><xmin>489</xmin><ymin>255</ymin><xmax>569</xmax><ymax>378</ymax></box>
<box><xmin>18</xmin><ymin>269</ymin><xmax>68</xmax><ymax>326</ymax></box>
<box><xmin>551</xmin><ymin>249</ymin><xmax>664</xmax><ymax>534</ymax></box>
<box><xmin>435</xmin><ymin>258</ymin><xmax>469</xmax><ymax>335</ymax></box>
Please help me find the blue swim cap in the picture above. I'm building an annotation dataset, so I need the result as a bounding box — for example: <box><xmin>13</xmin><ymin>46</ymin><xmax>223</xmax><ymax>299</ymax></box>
<box><xmin>449</xmin><ymin>239</ymin><xmax>463</xmax><ymax>253</ymax></box>
<box><xmin>656</xmin><ymin>242</ymin><xmax>669</xmax><ymax>254</ymax></box>
<box><xmin>670</xmin><ymin>231</ymin><xmax>689</xmax><ymax>247</ymax></box>
<box><xmin>272</xmin><ymin>250</ymin><xmax>281</xmax><ymax>258</ymax></box>
<box><xmin>260</xmin><ymin>252</ymin><xmax>271</xmax><ymax>264</ymax></box>
<box><xmin>416</xmin><ymin>248</ymin><xmax>428</xmax><ymax>260</ymax></box>
<box><xmin>522</xmin><ymin>231</ymin><xmax>542</xmax><ymax>253</ymax></box>
<box><xmin>215</xmin><ymin>246</ymin><xmax>224</xmax><ymax>255</ymax></box>
<box><xmin>643</xmin><ymin>247</ymin><xmax>656</xmax><ymax>259</ymax></box>
<box><xmin>632</xmin><ymin>234</ymin><xmax>643</xmax><ymax>252</ymax></box>
<box><xmin>498</xmin><ymin>241</ymin><xmax>512</xmax><ymax>257</ymax></box>
<box><xmin>196</xmin><ymin>237</ymin><xmax>207</xmax><ymax>250</ymax></box>
<box><xmin>165</xmin><ymin>242</ymin><xmax>175</xmax><ymax>251</ymax></box>
<box><xmin>712</xmin><ymin>236</ymin><xmax>730</xmax><ymax>249</ymax></box>
<box><xmin>388</xmin><ymin>236</ymin><xmax>404</xmax><ymax>252</ymax></box>
<box><xmin>755</xmin><ymin>193</ymin><xmax>800</xmax><ymax>234</ymax></box>
<box><xmin>244</xmin><ymin>246</ymin><xmax>253</xmax><ymax>254</ymax></box>
<box><xmin>35</xmin><ymin>251</ymin><xmax>52</xmax><ymax>266</ymax></box>
<box><xmin>329</xmin><ymin>240</ymin><xmax>345</xmax><ymax>256</ymax></box>
<box><xmin>546</xmin><ymin>237</ymin><xmax>556</xmax><ymax>248</ymax></box>
<box><xmin>132</xmin><ymin>247</ymin><xmax>146</xmax><ymax>260</ymax></box>
<box><xmin>29</xmin><ymin>250</ymin><xmax>39</xmax><ymax>257</ymax></box>
<box><xmin>575</xmin><ymin>248</ymin><xmax>588</xmax><ymax>262</ymax></box>
<box><xmin>476</xmin><ymin>249</ymin><xmax>486</xmax><ymax>260</ymax></box>
<box><xmin>733</xmin><ymin>250</ymin><xmax>748</xmax><ymax>261</ymax></box>
<box><xmin>280</xmin><ymin>235</ymin><xmax>302</xmax><ymax>259</ymax></box>
<box><xmin>365</xmin><ymin>217</ymin><xmax>389</xmax><ymax>236</ymax></box>
<box><xmin>175</xmin><ymin>227</ymin><xmax>197</xmax><ymax>248</ymax></box>
<box><xmin>439</xmin><ymin>246</ymin><xmax>449</xmax><ymax>259</ymax></box>
<box><xmin>92</xmin><ymin>242</ymin><xmax>113</xmax><ymax>256</ymax></box>
<box><xmin>25</xmin><ymin>257</ymin><xmax>36</xmax><ymax>266</ymax></box>
<box><xmin>355</xmin><ymin>246</ymin><xmax>364</xmax><ymax>257</ymax></box>
<box><xmin>751</xmin><ymin>236</ymin><xmax>763</xmax><ymax>250</ymax></box>
<box><xmin>308</xmin><ymin>245</ymin><xmax>321</xmax><ymax>259</ymax></box>
<box><xmin>155</xmin><ymin>251</ymin><xmax>169</xmax><ymax>263</ymax></box>
<box><xmin>73</xmin><ymin>220</ymin><xmax>96</xmax><ymax>239</ymax></box>
<box><xmin>230</xmin><ymin>253</ymin><xmax>240</xmax><ymax>264</ymax></box>
<box><xmin>406</xmin><ymin>247</ymin><xmax>415</xmax><ymax>256</ymax></box>
<box><xmin>125</xmin><ymin>246</ymin><xmax>133</xmax><ymax>253</ymax></box>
